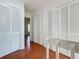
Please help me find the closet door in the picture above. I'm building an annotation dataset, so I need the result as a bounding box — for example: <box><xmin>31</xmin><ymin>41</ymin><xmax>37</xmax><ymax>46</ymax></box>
<box><xmin>69</xmin><ymin>2</ymin><xmax>79</xmax><ymax>42</ymax></box>
<box><xmin>48</xmin><ymin>11</ymin><xmax>52</xmax><ymax>38</ymax></box>
<box><xmin>39</xmin><ymin>14</ymin><xmax>44</xmax><ymax>45</ymax></box>
<box><xmin>34</xmin><ymin>16</ymin><xmax>38</xmax><ymax>43</ymax></box>
<box><xmin>0</xmin><ymin>5</ymin><xmax>11</xmax><ymax>55</ymax></box>
<box><xmin>37</xmin><ymin>15</ymin><xmax>40</xmax><ymax>44</ymax></box>
<box><xmin>11</xmin><ymin>8</ymin><xmax>20</xmax><ymax>50</ymax></box>
<box><xmin>53</xmin><ymin>9</ymin><xmax>59</xmax><ymax>39</ymax></box>
<box><xmin>60</xmin><ymin>7</ymin><xmax>68</xmax><ymax>40</ymax></box>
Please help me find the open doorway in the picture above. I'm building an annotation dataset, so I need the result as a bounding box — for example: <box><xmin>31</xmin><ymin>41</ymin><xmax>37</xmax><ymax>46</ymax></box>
<box><xmin>24</xmin><ymin>17</ymin><xmax>30</xmax><ymax>49</ymax></box>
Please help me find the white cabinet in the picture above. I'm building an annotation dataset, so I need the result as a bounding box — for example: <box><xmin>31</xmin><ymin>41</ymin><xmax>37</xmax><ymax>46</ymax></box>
<box><xmin>60</xmin><ymin>7</ymin><xmax>68</xmax><ymax>40</ymax></box>
<box><xmin>55</xmin><ymin>1</ymin><xmax>79</xmax><ymax>42</ymax></box>
<box><xmin>12</xmin><ymin>8</ymin><xmax>20</xmax><ymax>32</ymax></box>
<box><xmin>11</xmin><ymin>33</ymin><xmax>19</xmax><ymax>50</ymax></box>
<box><xmin>34</xmin><ymin>16</ymin><xmax>39</xmax><ymax>43</ymax></box>
<box><xmin>0</xmin><ymin>5</ymin><xmax>10</xmax><ymax>33</ymax></box>
<box><xmin>0</xmin><ymin>5</ymin><xmax>11</xmax><ymax>56</ymax></box>
<box><xmin>70</xmin><ymin>2</ymin><xmax>79</xmax><ymax>34</ymax></box>
<box><xmin>53</xmin><ymin>9</ymin><xmax>59</xmax><ymax>39</ymax></box>
<box><xmin>48</xmin><ymin>11</ymin><xmax>52</xmax><ymax>38</ymax></box>
<box><xmin>0</xmin><ymin>34</ymin><xmax>10</xmax><ymax>55</ymax></box>
<box><xmin>69</xmin><ymin>2</ymin><xmax>79</xmax><ymax>42</ymax></box>
<box><xmin>11</xmin><ymin>8</ymin><xmax>20</xmax><ymax>50</ymax></box>
<box><xmin>0</xmin><ymin>4</ymin><xmax>21</xmax><ymax>56</ymax></box>
<box><xmin>39</xmin><ymin>14</ymin><xmax>44</xmax><ymax>45</ymax></box>
<box><xmin>37</xmin><ymin>16</ymin><xmax>40</xmax><ymax>44</ymax></box>
<box><xmin>33</xmin><ymin>12</ymin><xmax>48</xmax><ymax>46</ymax></box>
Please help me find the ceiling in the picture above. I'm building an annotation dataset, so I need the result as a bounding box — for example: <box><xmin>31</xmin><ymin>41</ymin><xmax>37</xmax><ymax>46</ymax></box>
<box><xmin>24</xmin><ymin>0</ymin><xmax>52</xmax><ymax>13</ymax></box>
<box><xmin>22</xmin><ymin>0</ymin><xmax>72</xmax><ymax>13</ymax></box>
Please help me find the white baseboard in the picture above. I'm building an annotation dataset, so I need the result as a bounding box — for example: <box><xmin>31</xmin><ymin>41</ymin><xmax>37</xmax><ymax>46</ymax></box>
<box><xmin>0</xmin><ymin>48</ymin><xmax>19</xmax><ymax>57</ymax></box>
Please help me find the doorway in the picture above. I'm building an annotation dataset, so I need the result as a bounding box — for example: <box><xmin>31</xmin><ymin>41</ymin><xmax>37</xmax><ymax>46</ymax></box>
<box><xmin>25</xmin><ymin>17</ymin><xmax>30</xmax><ymax>49</ymax></box>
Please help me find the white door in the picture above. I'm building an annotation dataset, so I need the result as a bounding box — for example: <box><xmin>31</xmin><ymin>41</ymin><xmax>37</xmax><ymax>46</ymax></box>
<box><xmin>0</xmin><ymin>5</ymin><xmax>11</xmax><ymax>55</ymax></box>
<box><xmin>69</xmin><ymin>2</ymin><xmax>79</xmax><ymax>42</ymax></box>
<box><xmin>53</xmin><ymin>9</ymin><xmax>59</xmax><ymax>39</ymax></box>
<box><xmin>39</xmin><ymin>14</ymin><xmax>44</xmax><ymax>45</ymax></box>
<box><xmin>60</xmin><ymin>6</ymin><xmax>68</xmax><ymax>40</ymax></box>
<box><xmin>34</xmin><ymin>16</ymin><xmax>38</xmax><ymax>43</ymax></box>
<box><xmin>11</xmin><ymin>8</ymin><xmax>20</xmax><ymax>50</ymax></box>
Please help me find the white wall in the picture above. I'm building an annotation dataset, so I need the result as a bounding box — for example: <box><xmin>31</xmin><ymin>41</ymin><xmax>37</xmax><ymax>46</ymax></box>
<box><xmin>25</xmin><ymin>11</ymin><xmax>32</xmax><ymax>18</ymax></box>
<box><xmin>0</xmin><ymin>0</ymin><xmax>24</xmax><ymax>57</ymax></box>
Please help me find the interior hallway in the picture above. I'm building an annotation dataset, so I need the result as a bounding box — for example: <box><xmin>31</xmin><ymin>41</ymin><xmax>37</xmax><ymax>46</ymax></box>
<box><xmin>0</xmin><ymin>0</ymin><xmax>79</xmax><ymax>59</ymax></box>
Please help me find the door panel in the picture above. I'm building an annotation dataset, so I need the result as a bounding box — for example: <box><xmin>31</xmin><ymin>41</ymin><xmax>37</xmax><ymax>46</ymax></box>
<box><xmin>0</xmin><ymin>5</ymin><xmax>10</xmax><ymax>33</ymax></box>
<box><xmin>0</xmin><ymin>5</ymin><xmax>11</xmax><ymax>55</ymax></box>
<box><xmin>60</xmin><ymin>7</ymin><xmax>68</xmax><ymax>40</ymax></box>
<box><xmin>11</xmin><ymin>8</ymin><xmax>20</xmax><ymax>50</ymax></box>
<box><xmin>12</xmin><ymin>8</ymin><xmax>20</xmax><ymax>32</ymax></box>
<box><xmin>70</xmin><ymin>2</ymin><xmax>79</xmax><ymax>42</ymax></box>
<box><xmin>0</xmin><ymin>34</ymin><xmax>10</xmax><ymax>55</ymax></box>
<box><xmin>11</xmin><ymin>33</ymin><xmax>19</xmax><ymax>50</ymax></box>
<box><xmin>53</xmin><ymin>9</ymin><xmax>59</xmax><ymax>39</ymax></box>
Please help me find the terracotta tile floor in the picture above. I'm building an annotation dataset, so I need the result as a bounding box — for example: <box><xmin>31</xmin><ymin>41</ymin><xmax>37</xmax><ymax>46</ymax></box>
<box><xmin>0</xmin><ymin>42</ymin><xmax>70</xmax><ymax>59</ymax></box>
